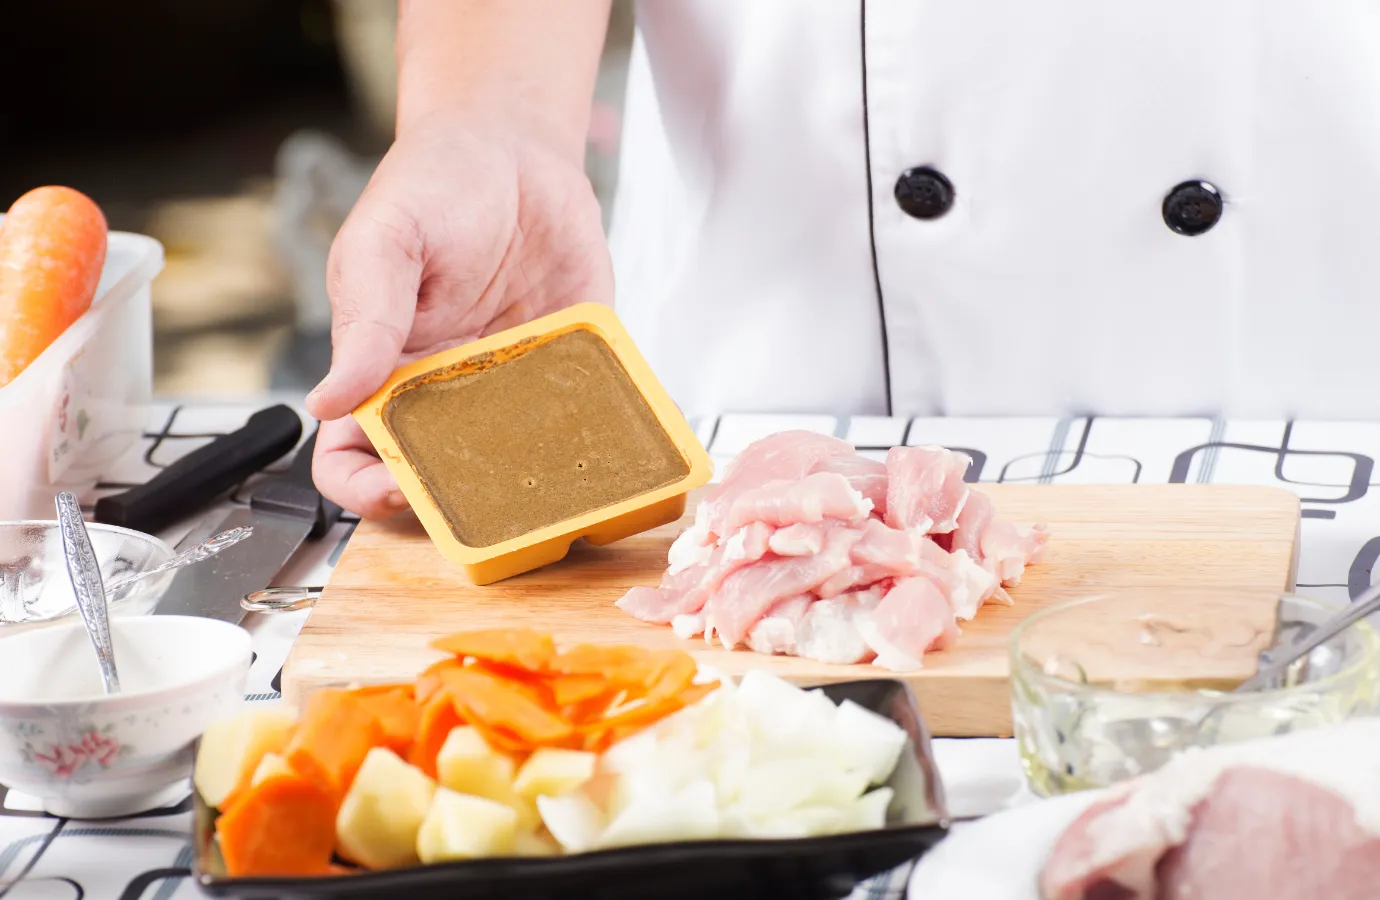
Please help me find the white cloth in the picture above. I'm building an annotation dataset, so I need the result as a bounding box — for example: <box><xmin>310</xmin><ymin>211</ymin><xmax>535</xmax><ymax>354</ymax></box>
<box><xmin>609</xmin><ymin>0</ymin><xmax>1380</xmax><ymax>421</ymax></box>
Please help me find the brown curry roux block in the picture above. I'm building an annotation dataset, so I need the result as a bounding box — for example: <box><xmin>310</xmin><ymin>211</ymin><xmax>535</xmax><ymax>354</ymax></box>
<box><xmin>382</xmin><ymin>328</ymin><xmax>691</xmax><ymax>549</ymax></box>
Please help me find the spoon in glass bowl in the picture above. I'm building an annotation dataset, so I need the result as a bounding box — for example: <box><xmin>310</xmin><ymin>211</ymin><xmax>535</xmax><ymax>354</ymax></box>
<box><xmin>104</xmin><ymin>526</ymin><xmax>253</xmax><ymax>595</ymax></box>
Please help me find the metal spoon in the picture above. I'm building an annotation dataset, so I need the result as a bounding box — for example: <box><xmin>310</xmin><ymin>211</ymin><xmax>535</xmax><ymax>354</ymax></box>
<box><xmin>1235</xmin><ymin>582</ymin><xmax>1380</xmax><ymax>693</ymax></box>
<box><xmin>55</xmin><ymin>492</ymin><xmax>120</xmax><ymax>695</ymax></box>
<box><xmin>105</xmin><ymin>526</ymin><xmax>254</xmax><ymax>595</ymax></box>
<box><xmin>1099</xmin><ymin>586</ymin><xmax>1380</xmax><ymax>765</ymax></box>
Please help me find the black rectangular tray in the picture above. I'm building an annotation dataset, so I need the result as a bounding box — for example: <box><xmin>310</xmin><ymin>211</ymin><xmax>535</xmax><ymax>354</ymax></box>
<box><xmin>192</xmin><ymin>678</ymin><xmax>951</xmax><ymax>900</ymax></box>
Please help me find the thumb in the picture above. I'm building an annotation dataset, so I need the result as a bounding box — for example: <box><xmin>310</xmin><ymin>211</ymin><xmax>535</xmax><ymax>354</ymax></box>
<box><xmin>307</xmin><ymin>213</ymin><xmax>421</xmax><ymax>421</ymax></box>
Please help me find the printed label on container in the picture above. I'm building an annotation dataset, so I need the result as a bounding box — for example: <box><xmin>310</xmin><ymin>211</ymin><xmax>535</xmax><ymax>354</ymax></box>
<box><xmin>48</xmin><ymin>347</ymin><xmax>96</xmax><ymax>483</ymax></box>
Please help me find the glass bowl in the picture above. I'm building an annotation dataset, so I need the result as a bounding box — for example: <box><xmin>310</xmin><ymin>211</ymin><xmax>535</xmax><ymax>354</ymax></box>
<box><xmin>0</xmin><ymin>521</ymin><xmax>176</xmax><ymax>632</ymax></box>
<box><xmin>1009</xmin><ymin>589</ymin><xmax>1380</xmax><ymax>796</ymax></box>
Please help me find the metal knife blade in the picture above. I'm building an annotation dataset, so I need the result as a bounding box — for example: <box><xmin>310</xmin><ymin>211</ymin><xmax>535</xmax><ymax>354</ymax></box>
<box><xmin>152</xmin><ymin>507</ymin><xmax>312</xmax><ymax>623</ymax></box>
<box><xmin>153</xmin><ymin>424</ymin><xmax>341</xmax><ymax>622</ymax></box>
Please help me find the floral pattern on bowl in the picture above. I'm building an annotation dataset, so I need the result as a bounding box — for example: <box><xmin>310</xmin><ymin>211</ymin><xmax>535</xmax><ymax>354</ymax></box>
<box><xmin>0</xmin><ymin>616</ymin><xmax>252</xmax><ymax>819</ymax></box>
<box><xmin>19</xmin><ymin>722</ymin><xmax>127</xmax><ymax>778</ymax></box>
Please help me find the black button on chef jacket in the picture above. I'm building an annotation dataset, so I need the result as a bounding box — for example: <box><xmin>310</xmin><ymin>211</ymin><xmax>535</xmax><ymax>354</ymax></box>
<box><xmin>1162</xmin><ymin>180</ymin><xmax>1224</xmax><ymax>236</ymax></box>
<box><xmin>895</xmin><ymin>167</ymin><xmax>955</xmax><ymax>220</ymax></box>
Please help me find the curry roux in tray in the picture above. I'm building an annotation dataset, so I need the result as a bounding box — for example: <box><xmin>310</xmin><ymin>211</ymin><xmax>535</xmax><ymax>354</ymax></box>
<box><xmin>383</xmin><ymin>329</ymin><xmax>691</xmax><ymax>549</ymax></box>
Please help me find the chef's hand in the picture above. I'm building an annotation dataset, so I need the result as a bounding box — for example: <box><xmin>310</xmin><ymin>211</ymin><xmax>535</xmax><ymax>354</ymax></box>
<box><xmin>303</xmin><ymin>123</ymin><xmax>612</xmax><ymax>519</ymax></box>
<box><xmin>302</xmin><ymin>0</ymin><xmax>614</xmax><ymax>520</ymax></box>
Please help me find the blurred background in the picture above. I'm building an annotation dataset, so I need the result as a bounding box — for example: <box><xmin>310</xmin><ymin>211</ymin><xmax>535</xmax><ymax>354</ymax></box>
<box><xmin>0</xmin><ymin>0</ymin><xmax>634</xmax><ymax>399</ymax></box>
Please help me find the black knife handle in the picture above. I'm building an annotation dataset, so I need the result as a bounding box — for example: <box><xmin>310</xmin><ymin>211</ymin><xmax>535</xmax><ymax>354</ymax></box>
<box><xmin>94</xmin><ymin>405</ymin><xmax>304</xmax><ymax>535</ymax></box>
<box><xmin>250</xmin><ymin>423</ymin><xmax>343</xmax><ymax>539</ymax></box>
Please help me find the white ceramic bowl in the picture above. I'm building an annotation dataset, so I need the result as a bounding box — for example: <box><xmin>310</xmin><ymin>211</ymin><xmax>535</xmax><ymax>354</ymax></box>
<box><xmin>0</xmin><ymin>615</ymin><xmax>252</xmax><ymax>818</ymax></box>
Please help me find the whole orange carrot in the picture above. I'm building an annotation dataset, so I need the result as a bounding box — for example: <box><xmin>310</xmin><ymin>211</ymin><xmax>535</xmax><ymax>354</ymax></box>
<box><xmin>0</xmin><ymin>186</ymin><xmax>108</xmax><ymax>386</ymax></box>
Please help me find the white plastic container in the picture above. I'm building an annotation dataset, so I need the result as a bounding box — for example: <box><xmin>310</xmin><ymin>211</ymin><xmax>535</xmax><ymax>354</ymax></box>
<box><xmin>0</xmin><ymin>215</ymin><xmax>165</xmax><ymax>519</ymax></box>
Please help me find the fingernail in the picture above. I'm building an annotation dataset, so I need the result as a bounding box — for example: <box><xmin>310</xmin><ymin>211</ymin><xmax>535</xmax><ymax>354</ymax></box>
<box><xmin>387</xmin><ymin>490</ymin><xmax>407</xmax><ymax>508</ymax></box>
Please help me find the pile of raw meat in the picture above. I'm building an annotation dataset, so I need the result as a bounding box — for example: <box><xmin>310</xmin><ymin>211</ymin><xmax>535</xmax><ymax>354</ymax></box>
<box><xmin>1040</xmin><ymin>718</ymin><xmax>1380</xmax><ymax>899</ymax></box>
<box><xmin>616</xmin><ymin>431</ymin><xmax>1049</xmax><ymax>671</ymax></box>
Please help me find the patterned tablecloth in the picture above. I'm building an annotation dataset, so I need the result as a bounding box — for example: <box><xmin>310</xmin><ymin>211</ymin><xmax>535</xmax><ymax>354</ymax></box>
<box><xmin>2</xmin><ymin>400</ymin><xmax>1376</xmax><ymax>899</ymax></box>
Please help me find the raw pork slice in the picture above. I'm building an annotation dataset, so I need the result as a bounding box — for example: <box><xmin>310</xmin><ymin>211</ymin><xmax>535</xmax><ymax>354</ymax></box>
<box><xmin>616</xmin><ymin>521</ymin><xmax>773</xmax><ymax>623</ymax></box>
<box><xmin>704</xmin><ymin>526</ymin><xmax>858</xmax><ymax>649</ymax></box>
<box><xmin>815</xmin><ymin>563</ymin><xmax>896</xmax><ymax>599</ymax></box>
<box><xmin>795</xmin><ymin>587</ymin><xmax>885</xmax><ymax>665</ymax></box>
<box><xmin>949</xmin><ymin>486</ymin><xmax>994</xmax><ymax>559</ymax></box>
<box><xmin>904</xmin><ymin>535</ymin><xmax>1001</xmax><ymax>619</ymax></box>
<box><xmin>815</xmin><ymin>454</ymin><xmax>890</xmax><ymax>518</ymax></box>
<box><xmin>884</xmin><ymin>446</ymin><xmax>972</xmax><ymax>534</ymax></box>
<box><xmin>856</xmin><ymin>576</ymin><xmax>960</xmax><ymax>671</ymax></box>
<box><xmin>922</xmin><ymin>549</ymin><xmax>1002</xmax><ymax>620</ymax></box>
<box><xmin>722</xmin><ymin>471</ymin><xmax>871</xmax><ymax>532</ymax></box>
<box><xmin>666</xmin><ymin>502</ymin><xmax>715</xmax><ymax>574</ymax></box>
<box><xmin>982</xmin><ymin>521</ymin><xmax>1051</xmax><ymax>585</ymax></box>
<box><xmin>745</xmin><ymin>594</ymin><xmax>814</xmax><ymax>656</ymax></box>
<box><xmin>1039</xmin><ymin>719</ymin><xmax>1380</xmax><ymax>900</ymax></box>
<box><xmin>767</xmin><ymin>523</ymin><xmax>827</xmax><ymax>557</ymax></box>
<box><xmin>702</xmin><ymin>431</ymin><xmax>856</xmax><ymax>535</ymax></box>
<box><xmin>849</xmin><ymin>518</ymin><xmax>922</xmax><ymax>574</ymax></box>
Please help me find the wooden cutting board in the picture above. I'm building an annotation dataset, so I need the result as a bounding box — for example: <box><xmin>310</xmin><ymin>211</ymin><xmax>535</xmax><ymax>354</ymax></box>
<box><xmin>282</xmin><ymin>484</ymin><xmax>1301</xmax><ymax>736</ymax></box>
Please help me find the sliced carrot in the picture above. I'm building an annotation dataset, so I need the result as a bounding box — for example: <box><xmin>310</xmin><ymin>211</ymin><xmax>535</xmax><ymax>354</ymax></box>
<box><xmin>283</xmin><ymin>689</ymin><xmax>383</xmax><ymax>801</ymax></box>
<box><xmin>466</xmin><ymin>718</ymin><xmax>534</xmax><ymax>757</ymax></box>
<box><xmin>608</xmin><ymin>649</ymin><xmax>691</xmax><ymax>692</ymax></box>
<box><xmin>410</xmin><ymin>689</ymin><xmax>462</xmax><ymax>778</ymax></box>
<box><xmin>440</xmin><ymin>666</ymin><xmax>573</xmax><ymax>745</ymax></box>
<box><xmin>642</xmin><ymin>653</ymin><xmax>698</xmax><ymax>704</ymax></box>
<box><xmin>0</xmin><ymin>186</ymin><xmax>108</xmax><ymax>387</ymax></box>
<box><xmin>671</xmin><ymin>680</ymin><xmax>718</xmax><ymax>707</ymax></box>
<box><xmin>416</xmin><ymin>658</ymin><xmax>462</xmax><ymax>705</ymax></box>
<box><xmin>579</xmin><ymin>728</ymin><xmax>604</xmax><ymax>753</ymax></box>
<box><xmin>560</xmin><ymin>691</ymin><xmax>621</xmax><ymax>728</ymax></box>
<box><xmin>546</xmin><ymin>643</ymin><xmax>645</xmax><ymax>676</ymax></box>
<box><xmin>216</xmin><ymin>771</ymin><xmax>336</xmax><ymax>877</ymax></box>
<box><xmin>581</xmin><ymin>681</ymin><xmax>719</xmax><ymax>752</ymax></box>
<box><xmin>347</xmin><ymin>682</ymin><xmax>414</xmax><ymax>698</ymax></box>
<box><xmin>468</xmin><ymin>660</ymin><xmax>554</xmax><ymax>707</ymax></box>
<box><xmin>430</xmin><ymin>629</ymin><xmax>556</xmax><ymax>672</ymax></box>
<box><xmin>350</xmin><ymin>686</ymin><xmax>419</xmax><ymax>757</ymax></box>
<box><xmin>548</xmin><ymin>673</ymin><xmax>609</xmax><ymax>706</ymax></box>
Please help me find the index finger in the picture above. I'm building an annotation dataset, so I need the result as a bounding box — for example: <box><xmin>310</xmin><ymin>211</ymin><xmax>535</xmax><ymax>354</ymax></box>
<box><xmin>307</xmin><ymin>206</ymin><xmax>423</xmax><ymax>422</ymax></box>
<box><xmin>312</xmin><ymin>416</ymin><xmax>411</xmax><ymax>520</ymax></box>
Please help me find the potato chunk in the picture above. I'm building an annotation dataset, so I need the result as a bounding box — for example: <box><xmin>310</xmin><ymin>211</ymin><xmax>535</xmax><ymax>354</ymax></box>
<box><xmin>416</xmin><ymin>788</ymin><xmax>519</xmax><ymax>862</ymax></box>
<box><xmin>435</xmin><ymin>727</ymin><xmax>515</xmax><ymax>800</ymax></box>
<box><xmin>335</xmin><ymin>747</ymin><xmax>436</xmax><ymax>870</ymax></box>
<box><xmin>513</xmin><ymin>748</ymin><xmax>597</xmax><ymax>799</ymax></box>
<box><xmin>435</xmin><ymin>726</ymin><xmax>536</xmax><ymax>830</ymax></box>
<box><xmin>194</xmin><ymin>707</ymin><xmax>297</xmax><ymax>808</ymax></box>
<box><xmin>247</xmin><ymin>753</ymin><xmax>293</xmax><ymax>787</ymax></box>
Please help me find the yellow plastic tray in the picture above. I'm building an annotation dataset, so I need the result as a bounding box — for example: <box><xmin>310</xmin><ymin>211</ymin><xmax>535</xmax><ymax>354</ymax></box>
<box><xmin>352</xmin><ymin>302</ymin><xmax>712</xmax><ymax>585</ymax></box>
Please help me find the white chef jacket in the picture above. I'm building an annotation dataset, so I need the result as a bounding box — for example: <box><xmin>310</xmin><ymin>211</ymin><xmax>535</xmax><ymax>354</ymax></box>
<box><xmin>607</xmin><ymin>0</ymin><xmax>1380</xmax><ymax>421</ymax></box>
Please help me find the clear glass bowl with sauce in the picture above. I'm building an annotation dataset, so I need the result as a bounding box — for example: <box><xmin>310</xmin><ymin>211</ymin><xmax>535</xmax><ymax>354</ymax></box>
<box><xmin>0</xmin><ymin>520</ymin><xmax>175</xmax><ymax>632</ymax></box>
<box><xmin>1009</xmin><ymin>589</ymin><xmax>1380</xmax><ymax>796</ymax></box>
